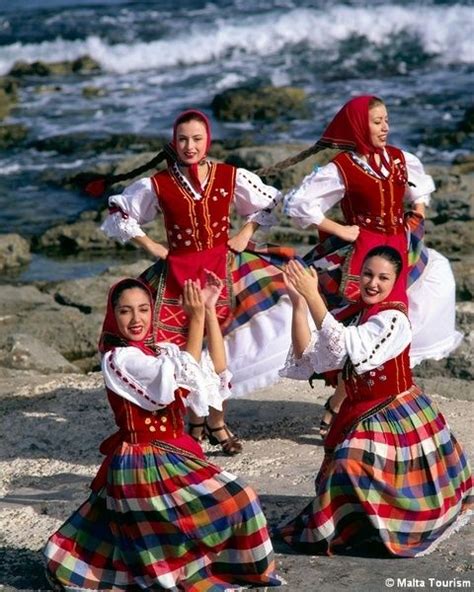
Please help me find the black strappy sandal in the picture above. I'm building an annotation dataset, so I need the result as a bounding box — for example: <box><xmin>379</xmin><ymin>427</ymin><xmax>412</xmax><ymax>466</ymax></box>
<box><xmin>188</xmin><ymin>422</ymin><xmax>205</xmax><ymax>442</ymax></box>
<box><xmin>319</xmin><ymin>396</ymin><xmax>338</xmax><ymax>439</ymax></box>
<box><xmin>204</xmin><ymin>423</ymin><xmax>243</xmax><ymax>456</ymax></box>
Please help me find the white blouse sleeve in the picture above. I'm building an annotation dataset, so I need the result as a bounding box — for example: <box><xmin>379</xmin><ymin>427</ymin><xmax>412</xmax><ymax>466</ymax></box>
<box><xmin>403</xmin><ymin>151</ymin><xmax>435</xmax><ymax>206</ymax></box>
<box><xmin>101</xmin><ymin>346</ymin><xmax>182</xmax><ymax>411</ymax></box>
<box><xmin>234</xmin><ymin>168</ymin><xmax>282</xmax><ymax>227</ymax></box>
<box><xmin>100</xmin><ymin>177</ymin><xmax>161</xmax><ymax>243</ymax></box>
<box><xmin>307</xmin><ymin>310</ymin><xmax>412</xmax><ymax>374</ymax></box>
<box><xmin>283</xmin><ymin>162</ymin><xmax>346</xmax><ymax>228</ymax></box>
<box><xmin>165</xmin><ymin>345</ymin><xmax>232</xmax><ymax>417</ymax></box>
<box><xmin>279</xmin><ymin>330</ymin><xmax>319</xmax><ymax>381</ymax></box>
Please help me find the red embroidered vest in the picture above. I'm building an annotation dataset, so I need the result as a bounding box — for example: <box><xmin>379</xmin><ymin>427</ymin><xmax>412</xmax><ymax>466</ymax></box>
<box><xmin>151</xmin><ymin>162</ymin><xmax>236</xmax><ymax>254</ymax></box>
<box><xmin>344</xmin><ymin>345</ymin><xmax>413</xmax><ymax>402</ymax></box>
<box><xmin>333</xmin><ymin>146</ymin><xmax>407</xmax><ymax>235</ymax></box>
<box><xmin>105</xmin><ymin>388</ymin><xmax>185</xmax><ymax>444</ymax></box>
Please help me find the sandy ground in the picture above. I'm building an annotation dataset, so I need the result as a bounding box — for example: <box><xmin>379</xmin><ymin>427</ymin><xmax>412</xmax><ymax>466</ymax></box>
<box><xmin>0</xmin><ymin>371</ymin><xmax>472</xmax><ymax>592</ymax></box>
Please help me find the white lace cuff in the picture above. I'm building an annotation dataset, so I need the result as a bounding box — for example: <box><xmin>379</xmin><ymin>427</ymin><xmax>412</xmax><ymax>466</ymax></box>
<box><xmin>309</xmin><ymin>313</ymin><xmax>347</xmax><ymax>372</ymax></box>
<box><xmin>100</xmin><ymin>212</ymin><xmax>145</xmax><ymax>244</ymax></box>
<box><xmin>246</xmin><ymin>209</ymin><xmax>279</xmax><ymax>228</ymax></box>
<box><xmin>279</xmin><ymin>331</ymin><xmax>318</xmax><ymax>380</ymax></box>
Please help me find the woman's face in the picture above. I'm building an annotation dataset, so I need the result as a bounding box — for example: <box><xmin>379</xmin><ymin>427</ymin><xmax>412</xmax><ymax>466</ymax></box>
<box><xmin>360</xmin><ymin>256</ymin><xmax>397</xmax><ymax>305</ymax></box>
<box><xmin>175</xmin><ymin>119</ymin><xmax>208</xmax><ymax>165</ymax></box>
<box><xmin>114</xmin><ymin>287</ymin><xmax>152</xmax><ymax>342</ymax></box>
<box><xmin>368</xmin><ymin>104</ymin><xmax>389</xmax><ymax>150</ymax></box>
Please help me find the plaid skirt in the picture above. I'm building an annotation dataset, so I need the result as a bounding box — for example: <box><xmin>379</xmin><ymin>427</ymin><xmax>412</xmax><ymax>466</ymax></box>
<box><xmin>44</xmin><ymin>441</ymin><xmax>282</xmax><ymax>591</ymax></box>
<box><xmin>275</xmin><ymin>390</ymin><xmax>473</xmax><ymax>557</ymax></box>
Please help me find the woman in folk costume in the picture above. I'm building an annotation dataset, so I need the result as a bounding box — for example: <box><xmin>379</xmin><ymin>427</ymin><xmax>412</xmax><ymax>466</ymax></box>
<box><xmin>279</xmin><ymin>95</ymin><xmax>462</xmax><ymax>437</ymax></box>
<box><xmin>276</xmin><ymin>248</ymin><xmax>472</xmax><ymax>557</ymax></box>
<box><xmin>44</xmin><ymin>276</ymin><xmax>283</xmax><ymax>591</ymax></box>
<box><xmin>99</xmin><ymin>109</ymin><xmax>294</xmax><ymax>454</ymax></box>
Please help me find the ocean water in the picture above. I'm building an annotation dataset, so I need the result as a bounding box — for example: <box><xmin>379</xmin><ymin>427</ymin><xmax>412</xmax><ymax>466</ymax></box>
<box><xmin>0</xmin><ymin>0</ymin><xmax>473</xmax><ymax>243</ymax></box>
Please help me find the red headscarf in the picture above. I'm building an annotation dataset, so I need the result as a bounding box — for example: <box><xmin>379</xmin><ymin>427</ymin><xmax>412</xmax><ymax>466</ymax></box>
<box><xmin>316</xmin><ymin>95</ymin><xmax>390</xmax><ymax>175</ymax></box>
<box><xmin>359</xmin><ymin>246</ymin><xmax>409</xmax><ymax>323</ymax></box>
<box><xmin>172</xmin><ymin>109</ymin><xmax>212</xmax><ymax>194</ymax></box>
<box><xmin>98</xmin><ymin>277</ymin><xmax>156</xmax><ymax>356</ymax></box>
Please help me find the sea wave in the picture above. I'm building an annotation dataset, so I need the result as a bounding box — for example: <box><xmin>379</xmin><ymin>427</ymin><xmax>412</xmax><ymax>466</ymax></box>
<box><xmin>0</xmin><ymin>5</ymin><xmax>472</xmax><ymax>75</ymax></box>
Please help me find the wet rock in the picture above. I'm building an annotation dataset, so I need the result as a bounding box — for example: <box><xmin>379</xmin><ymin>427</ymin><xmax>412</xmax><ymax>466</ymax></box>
<box><xmin>35</xmin><ymin>207</ymin><xmax>167</xmax><ymax>254</ymax></box>
<box><xmin>8</xmin><ymin>57</ymin><xmax>101</xmax><ymax>77</ymax></box>
<box><xmin>36</xmin><ymin>219</ymin><xmax>124</xmax><ymax>254</ymax></box>
<box><xmin>82</xmin><ymin>86</ymin><xmax>108</xmax><ymax>98</ymax></box>
<box><xmin>0</xmin><ymin>334</ymin><xmax>79</xmax><ymax>374</ymax></box>
<box><xmin>211</xmin><ymin>85</ymin><xmax>309</xmax><ymax>122</ymax></box>
<box><xmin>0</xmin><ymin>234</ymin><xmax>31</xmax><ymax>272</ymax></box>
<box><xmin>419</xmin><ymin>105</ymin><xmax>474</xmax><ymax>149</ymax></box>
<box><xmin>0</xmin><ymin>76</ymin><xmax>19</xmax><ymax>119</ymax></box>
<box><xmin>31</xmin><ymin>133</ymin><xmax>165</xmax><ymax>157</ymax></box>
<box><xmin>0</xmin><ymin>123</ymin><xmax>29</xmax><ymax>149</ymax></box>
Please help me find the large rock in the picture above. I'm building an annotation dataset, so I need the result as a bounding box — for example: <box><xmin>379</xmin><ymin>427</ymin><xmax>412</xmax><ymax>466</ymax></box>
<box><xmin>35</xmin><ymin>208</ymin><xmax>167</xmax><ymax>254</ymax></box>
<box><xmin>452</xmin><ymin>257</ymin><xmax>474</xmax><ymax>301</ymax></box>
<box><xmin>0</xmin><ymin>234</ymin><xmax>31</xmax><ymax>272</ymax></box>
<box><xmin>0</xmin><ymin>285</ymin><xmax>54</xmax><ymax>315</ymax></box>
<box><xmin>0</xmin><ymin>334</ymin><xmax>79</xmax><ymax>374</ymax></box>
<box><xmin>36</xmin><ymin>219</ymin><xmax>123</xmax><ymax>253</ymax></box>
<box><xmin>424</xmin><ymin>220</ymin><xmax>474</xmax><ymax>256</ymax></box>
<box><xmin>9</xmin><ymin>57</ymin><xmax>101</xmax><ymax>78</ymax></box>
<box><xmin>44</xmin><ymin>259</ymin><xmax>152</xmax><ymax>314</ymax></box>
<box><xmin>413</xmin><ymin>302</ymin><xmax>473</xmax><ymax>381</ymax></box>
<box><xmin>0</xmin><ymin>77</ymin><xmax>19</xmax><ymax>120</ymax></box>
<box><xmin>0</xmin><ymin>284</ymin><xmax>100</xmax><ymax>363</ymax></box>
<box><xmin>211</xmin><ymin>85</ymin><xmax>309</xmax><ymax>122</ymax></box>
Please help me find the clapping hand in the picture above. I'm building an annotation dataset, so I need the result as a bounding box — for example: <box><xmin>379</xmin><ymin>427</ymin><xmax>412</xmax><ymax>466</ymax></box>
<box><xmin>181</xmin><ymin>279</ymin><xmax>205</xmax><ymax>319</ymax></box>
<box><xmin>201</xmin><ymin>269</ymin><xmax>224</xmax><ymax>310</ymax></box>
<box><xmin>284</xmin><ymin>260</ymin><xmax>319</xmax><ymax>302</ymax></box>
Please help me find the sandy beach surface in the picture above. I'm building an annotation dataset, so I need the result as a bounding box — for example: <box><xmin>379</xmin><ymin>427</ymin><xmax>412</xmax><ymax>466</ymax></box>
<box><xmin>0</xmin><ymin>370</ymin><xmax>472</xmax><ymax>592</ymax></box>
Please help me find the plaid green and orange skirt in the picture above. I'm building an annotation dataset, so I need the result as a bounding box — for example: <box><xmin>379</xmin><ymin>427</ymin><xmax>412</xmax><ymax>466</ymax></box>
<box><xmin>44</xmin><ymin>440</ymin><xmax>283</xmax><ymax>591</ymax></box>
<box><xmin>275</xmin><ymin>390</ymin><xmax>473</xmax><ymax>557</ymax></box>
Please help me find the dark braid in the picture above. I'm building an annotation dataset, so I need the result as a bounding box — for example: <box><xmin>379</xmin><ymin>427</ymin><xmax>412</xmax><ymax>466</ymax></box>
<box><xmin>84</xmin><ymin>143</ymin><xmax>177</xmax><ymax>197</ymax></box>
<box><xmin>254</xmin><ymin>141</ymin><xmax>325</xmax><ymax>177</ymax></box>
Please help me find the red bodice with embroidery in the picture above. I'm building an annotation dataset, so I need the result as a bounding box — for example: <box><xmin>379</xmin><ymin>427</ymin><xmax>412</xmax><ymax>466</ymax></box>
<box><xmin>333</xmin><ymin>146</ymin><xmax>407</xmax><ymax>235</ymax></box>
<box><xmin>105</xmin><ymin>388</ymin><xmax>186</xmax><ymax>444</ymax></box>
<box><xmin>344</xmin><ymin>345</ymin><xmax>413</xmax><ymax>402</ymax></box>
<box><xmin>151</xmin><ymin>163</ymin><xmax>236</xmax><ymax>254</ymax></box>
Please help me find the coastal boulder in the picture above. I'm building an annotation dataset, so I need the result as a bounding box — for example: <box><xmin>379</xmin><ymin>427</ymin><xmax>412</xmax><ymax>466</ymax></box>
<box><xmin>0</xmin><ymin>76</ymin><xmax>19</xmax><ymax>119</ymax></box>
<box><xmin>0</xmin><ymin>234</ymin><xmax>31</xmax><ymax>272</ymax></box>
<box><xmin>211</xmin><ymin>85</ymin><xmax>309</xmax><ymax>122</ymax></box>
<box><xmin>0</xmin><ymin>334</ymin><xmax>79</xmax><ymax>374</ymax></box>
<box><xmin>9</xmin><ymin>57</ymin><xmax>101</xmax><ymax>78</ymax></box>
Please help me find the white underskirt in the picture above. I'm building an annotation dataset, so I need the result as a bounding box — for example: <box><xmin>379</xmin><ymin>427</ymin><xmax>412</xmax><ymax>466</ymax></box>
<box><xmin>408</xmin><ymin>248</ymin><xmax>463</xmax><ymax>367</ymax></box>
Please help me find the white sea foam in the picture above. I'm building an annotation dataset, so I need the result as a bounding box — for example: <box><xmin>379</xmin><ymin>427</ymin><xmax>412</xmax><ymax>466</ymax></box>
<box><xmin>0</xmin><ymin>6</ymin><xmax>471</xmax><ymax>76</ymax></box>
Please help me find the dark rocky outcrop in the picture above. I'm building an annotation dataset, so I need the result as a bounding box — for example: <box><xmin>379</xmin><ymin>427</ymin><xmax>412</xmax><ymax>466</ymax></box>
<box><xmin>211</xmin><ymin>85</ymin><xmax>309</xmax><ymax>122</ymax></box>
<box><xmin>8</xmin><ymin>57</ymin><xmax>101</xmax><ymax>78</ymax></box>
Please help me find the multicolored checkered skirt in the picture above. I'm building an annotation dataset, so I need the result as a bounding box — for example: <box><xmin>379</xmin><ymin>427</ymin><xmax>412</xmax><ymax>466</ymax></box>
<box><xmin>44</xmin><ymin>441</ymin><xmax>283</xmax><ymax>590</ymax></box>
<box><xmin>275</xmin><ymin>390</ymin><xmax>473</xmax><ymax>557</ymax></box>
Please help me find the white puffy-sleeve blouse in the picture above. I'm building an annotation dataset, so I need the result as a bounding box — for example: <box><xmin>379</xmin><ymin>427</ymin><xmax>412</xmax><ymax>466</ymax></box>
<box><xmin>280</xmin><ymin>310</ymin><xmax>411</xmax><ymax>380</ymax></box>
<box><xmin>283</xmin><ymin>150</ymin><xmax>435</xmax><ymax>229</ymax></box>
<box><xmin>100</xmin><ymin>166</ymin><xmax>281</xmax><ymax>243</ymax></box>
<box><xmin>101</xmin><ymin>343</ymin><xmax>232</xmax><ymax>417</ymax></box>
